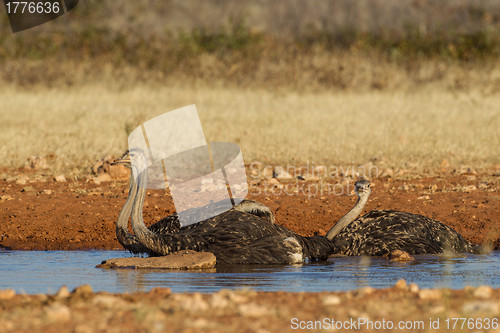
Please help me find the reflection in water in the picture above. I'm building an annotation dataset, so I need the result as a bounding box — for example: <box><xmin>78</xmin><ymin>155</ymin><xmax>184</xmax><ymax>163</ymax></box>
<box><xmin>0</xmin><ymin>250</ymin><xmax>499</xmax><ymax>294</ymax></box>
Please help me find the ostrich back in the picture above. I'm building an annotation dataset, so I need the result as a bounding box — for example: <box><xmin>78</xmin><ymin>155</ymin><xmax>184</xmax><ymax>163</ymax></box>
<box><xmin>146</xmin><ymin>210</ymin><xmax>334</xmax><ymax>264</ymax></box>
<box><xmin>331</xmin><ymin>210</ymin><xmax>476</xmax><ymax>256</ymax></box>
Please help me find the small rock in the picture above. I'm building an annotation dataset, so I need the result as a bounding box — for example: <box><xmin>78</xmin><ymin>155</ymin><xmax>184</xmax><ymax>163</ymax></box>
<box><xmin>473</xmin><ymin>285</ymin><xmax>493</xmax><ymax>299</ymax></box>
<box><xmin>440</xmin><ymin>159</ymin><xmax>450</xmax><ymax>169</ymax></box>
<box><xmin>238</xmin><ymin>303</ymin><xmax>269</xmax><ymax>317</ymax></box>
<box><xmin>188</xmin><ymin>318</ymin><xmax>211</xmax><ymax>329</ymax></box>
<box><xmin>417</xmin><ymin>195</ymin><xmax>430</xmax><ymax>200</ymax></box>
<box><xmin>274</xmin><ymin>166</ymin><xmax>293</xmax><ymax>180</ymax></box>
<box><xmin>394</xmin><ymin>169</ymin><xmax>407</xmax><ymax>177</ymax></box>
<box><xmin>0</xmin><ymin>195</ymin><xmax>13</xmax><ymax>201</ymax></box>
<box><xmin>226</xmin><ymin>291</ymin><xmax>249</xmax><ymax>304</ymax></box>
<box><xmin>72</xmin><ymin>284</ymin><xmax>93</xmax><ymax>295</ymax></box>
<box><xmin>42</xmin><ymin>189</ymin><xmax>52</xmax><ymax>195</ymax></box>
<box><xmin>97</xmin><ymin>251</ymin><xmax>216</xmax><ymax>269</ymax></box>
<box><xmin>54</xmin><ymin>175</ymin><xmax>67</xmax><ymax>182</ymax></box>
<box><xmin>459</xmin><ymin>166</ymin><xmax>476</xmax><ymax>175</ymax></box>
<box><xmin>55</xmin><ymin>285</ymin><xmax>70</xmax><ymax>298</ymax></box>
<box><xmin>430</xmin><ymin>305</ymin><xmax>446</xmax><ymax>314</ymax></box>
<box><xmin>44</xmin><ymin>303</ymin><xmax>71</xmax><ymax>322</ymax></box>
<box><xmin>249</xmin><ymin>161</ymin><xmax>263</xmax><ymax>171</ymax></box>
<box><xmin>462</xmin><ymin>185</ymin><xmax>477</xmax><ymax>192</ymax></box>
<box><xmin>267</xmin><ymin>178</ymin><xmax>280</xmax><ymax>186</ymax></box>
<box><xmin>323</xmin><ymin>295</ymin><xmax>341</xmax><ymax>306</ymax></box>
<box><xmin>179</xmin><ymin>293</ymin><xmax>208</xmax><ymax>312</ymax></box>
<box><xmin>398</xmin><ymin>184</ymin><xmax>410</xmax><ymax>191</ymax></box>
<box><xmin>0</xmin><ymin>289</ymin><xmax>15</xmax><ymax>300</ymax></box>
<box><xmin>418</xmin><ymin>289</ymin><xmax>442</xmax><ymax>300</ymax></box>
<box><xmin>15</xmin><ymin>176</ymin><xmax>29</xmax><ymax>185</ymax></box>
<box><xmin>381</xmin><ymin>168</ymin><xmax>394</xmax><ymax>178</ymax></box>
<box><xmin>409</xmin><ymin>283</ymin><xmax>419</xmax><ymax>293</ymax></box>
<box><xmin>465</xmin><ymin>175</ymin><xmax>476</xmax><ymax>181</ymax></box>
<box><xmin>92</xmin><ymin>295</ymin><xmax>126</xmax><ymax>308</ymax></box>
<box><xmin>92</xmin><ymin>173</ymin><xmax>112</xmax><ymax>184</ymax></box>
<box><xmin>22</xmin><ymin>186</ymin><xmax>35</xmax><ymax>192</ymax></box>
<box><xmin>210</xmin><ymin>292</ymin><xmax>230</xmax><ymax>308</ymax></box>
<box><xmin>262</xmin><ymin>167</ymin><xmax>274</xmax><ymax>178</ymax></box>
<box><xmin>24</xmin><ymin>156</ymin><xmax>49</xmax><ymax>170</ymax></box>
<box><xmin>386</xmin><ymin>250</ymin><xmax>414</xmax><ymax>262</ymax></box>
<box><xmin>35</xmin><ymin>294</ymin><xmax>49</xmax><ymax>302</ymax></box>
<box><xmin>464</xmin><ymin>285</ymin><xmax>475</xmax><ymax>294</ymax></box>
<box><xmin>478</xmin><ymin>182</ymin><xmax>489</xmax><ymax>190</ymax></box>
<box><xmin>462</xmin><ymin>301</ymin><xmax>499</xmax><ymax>314</ymax></box>
<box><xmin>148</xmin><ymin>287</ymin><xmax>172</xmax><ymax>295</ymax></box>
<box><xmin>358</xmin><ymin>287</ymin><xmax>375</xmax><ymax>295</ymax></box>
<box><xmin>394</xmin><ymin>279</ymin><xmax>407</xmax><ymax>289</ymax></box>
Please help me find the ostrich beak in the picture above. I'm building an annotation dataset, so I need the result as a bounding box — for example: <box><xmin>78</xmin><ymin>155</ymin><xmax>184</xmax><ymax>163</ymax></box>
<box><xmin>111</xmin><ymin>151</ymin><xmax>131</xmax><ymax>165</ymax></box>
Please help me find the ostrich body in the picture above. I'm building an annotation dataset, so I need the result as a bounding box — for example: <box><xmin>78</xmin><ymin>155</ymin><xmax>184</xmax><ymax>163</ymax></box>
<box><xmin>119</xmin><ymin>149</ymin><xmax>335</xmax><ymax>264</ymax></box>
<box><xmin>327</xmin><ymin>180</ymin><xmax>484</xmax><ymax>256</ymax></box>
<box><xmin>114</xmin><ymin>154</ymin><xmax>275</xmax><ymax>255</ymax></box>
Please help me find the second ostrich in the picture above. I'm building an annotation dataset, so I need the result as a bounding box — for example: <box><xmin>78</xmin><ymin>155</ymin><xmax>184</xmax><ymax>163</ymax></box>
<box><xmin>327</xmin><ymin>179</ymin><xmax>486</xmax><ymax>256</ymax></box>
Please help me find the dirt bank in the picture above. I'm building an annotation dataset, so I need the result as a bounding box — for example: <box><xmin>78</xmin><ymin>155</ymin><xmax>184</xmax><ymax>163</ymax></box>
<box><xmin>0</xmin><ymin>170</ymin><xmax>499</xmax><ymax>251</ymax></box>
<box><xmin>0</xmin><ymin>282</ymin><xmax>499</xmax><ymax>333</ymax></box>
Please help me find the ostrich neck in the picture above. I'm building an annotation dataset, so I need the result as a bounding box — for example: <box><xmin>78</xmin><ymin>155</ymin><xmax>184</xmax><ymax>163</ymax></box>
<box><xmin>326</xmin><ymin>192</ymin><xmax>369</xmax><ymax>240</ymax></box>
<box><xmin>131</xmin><ymin>166</ymin><xmax>156</xmax><ymax>239</ymax></box>
<box><xmin>116</xmin><ymin>170</ymin><xmax>138</xmax><ymax>241</ymax></box>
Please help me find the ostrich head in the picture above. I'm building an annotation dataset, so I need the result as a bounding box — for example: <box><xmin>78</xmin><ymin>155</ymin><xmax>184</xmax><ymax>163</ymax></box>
<box><xmin>326</xmin><ymin>179</ymin><xmax>372</xmax><ymax>240</ymax></box>
<box><xmin>112</xmin><ymin>150</ymin><xmax>132</xmax><ymax>168</ymax></box>
<box><xmin>354</xmin><ymin>179</ymin><xmax>371</xmax><ymax>197</ymax></box>
<box><xmin>112</xmin><ymin>149</ymin><xmax>148</xmax><ymax>169</ymax></box>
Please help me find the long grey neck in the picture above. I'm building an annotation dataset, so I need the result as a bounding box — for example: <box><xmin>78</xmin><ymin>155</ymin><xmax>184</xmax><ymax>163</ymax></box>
<box><xmin>116</xmin><ymin>170</ymin><xmax>138</xmax><ymax>243</ymax></box>
<box><xmin>130</xmin><ymin>166</ymin><xmax>177</xmax><ymax>255</ymax></box>
<box><xmin>326</xmin><ymin>192</ymin><xmax>369</xmax><ymax>240</ymax></box>
<box><xmin>131</xmin><ymin>167</ymin><xmax>159</xmax><ymax>241</ymax></box>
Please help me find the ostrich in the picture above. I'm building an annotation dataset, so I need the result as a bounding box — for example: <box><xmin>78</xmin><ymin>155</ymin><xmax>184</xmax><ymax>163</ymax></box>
<box><xmin>327</xmin><ymin>179</ymin><xmax>486</xmax><ymax>256</ymax></box>
<box><xmin>118</xmin><ymin>149</ymin><xmax>336</xmax><ymax>264</ymax></box>
<box><xmin>113</xmin><ymin>151</ymin><xmax>275</xmax><ymax>255</ymax></box>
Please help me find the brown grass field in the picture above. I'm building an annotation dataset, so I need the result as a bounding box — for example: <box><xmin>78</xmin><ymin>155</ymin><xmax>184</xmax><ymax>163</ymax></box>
<box><xmin>0</xmin><ymin>84</ymin><xmax>499</xmax><ymax>177</ymax></box>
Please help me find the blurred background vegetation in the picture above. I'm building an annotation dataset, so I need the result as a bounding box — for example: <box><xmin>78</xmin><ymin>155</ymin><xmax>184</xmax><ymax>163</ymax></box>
<box><xmin>1</xmin><ymin>0</ymin><xmax>500</xmax><ymax>91</ymax></box>
<box><xmin>0</xmin><ymin>1</ymin><xmax>499</xmax><ymax>175</ymax></box>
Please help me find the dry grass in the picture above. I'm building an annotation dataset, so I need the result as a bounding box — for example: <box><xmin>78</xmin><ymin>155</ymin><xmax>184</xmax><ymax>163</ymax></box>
<box><xmin>1</xmin><ymin>0</ymin><xmax>500</xmax><ymax>179</ymax></box>
<box><xmin>0</xmin><ymin>84</ymin><xmax>498</xmax><ymax>176</ymax></box>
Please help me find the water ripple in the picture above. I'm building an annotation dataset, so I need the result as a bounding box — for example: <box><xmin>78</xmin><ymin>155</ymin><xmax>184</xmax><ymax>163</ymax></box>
<box><xmin>0</xmin><ymin>250</ymin><xmax>498</xmax><ymax>294</ymax></box>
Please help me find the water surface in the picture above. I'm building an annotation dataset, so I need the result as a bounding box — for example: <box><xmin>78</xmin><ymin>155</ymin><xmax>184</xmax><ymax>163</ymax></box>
<box><xmin>0</xmin><ymin>250</ymin><xmax>498</xmax><ymax>294</ymax></box>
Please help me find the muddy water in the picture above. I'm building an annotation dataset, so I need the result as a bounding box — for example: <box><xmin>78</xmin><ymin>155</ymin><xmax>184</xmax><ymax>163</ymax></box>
<box><xmin>0</xmin><ymin>250</ymin><xmax>499</xmax><ymax>294</ymax></box>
